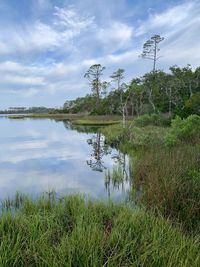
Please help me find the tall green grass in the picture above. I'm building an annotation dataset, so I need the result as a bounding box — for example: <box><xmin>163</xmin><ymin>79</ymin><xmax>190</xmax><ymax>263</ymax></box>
<box><xmin>133</xmin><ymin>144</ymin><xmax>200</xmax><ymax>233</ymax></box>
<box><xmin>102</xmin><ymin>122</ymin><xmax>168</xmax><ymax>150</ymax></box>
<box><xmin>102</xmin><ymin>115</ymin><xmax>200</xmax><ymax>233</ymax></box>
<box><xmin>0</xmin><ymin>194</ymin><xmax>200</xmax><ymax>266</ymax></box>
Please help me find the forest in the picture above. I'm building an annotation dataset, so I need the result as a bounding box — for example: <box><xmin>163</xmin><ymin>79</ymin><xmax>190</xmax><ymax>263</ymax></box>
<box><xmin>64</xmin><ymin>35</ymin><xmax>200</xmax><ymax>119</ymax></box>
<box><xmin>64</xmin><ymin>64</ymin><xmax>200</xmax><ymax>119</ymax></box>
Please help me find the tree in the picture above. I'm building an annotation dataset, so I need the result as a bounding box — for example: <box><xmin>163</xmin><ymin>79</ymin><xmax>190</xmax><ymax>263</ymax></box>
<box><xmin>101</xmin><ymin>81</ymin><xmax>110</xmax><ymax>98</ymax></box>
<box><xmin>142</xmin><ymin>71</ymin><xmax>159</xmax><ymax>112</ymax></box>
<box><xmin>141</xmin><ymin>34</ymin><xmax>164</xmax><ymax>73</ymax></box>
<box><xmin>170</xmin><ymin>65</ymin><xmax>196</xmax><ymax>98</ymax></box>
<box><xmin>86</xmin><ymin>133</ymin><xmax>111</xmax><ymax>172</ymax></box>
<box><xmin>84</xmin><ymin>64</ymin><xmax>105</xmax><ymax>106</ymax></box>
<box><xmin>128</xmin><ymin>80</ymin><xmax>145</xmax><ymax>116</ymax></box>
<box><xmin>185</xmin><ymin>92</ymin><xmax>200</xmax><ymax>115</ymax></box>
<box><xmin>110</xmin><ymin>69</ymin><xmax>128</xmax><ymax>127</ymax></box>
<box><xmin>110</xmin><ymin>69</ymin><xmax>125</xmax><ymax>91</ymax></box>
<box><xmin>164</xmin><ymin>74</ymin><xmax>183</xmax><ymax>115</ymax></box>
<box><xmin>110</xmin><ymin>68</ymin><xmax>125</xmax><ymax>109</ymax></box>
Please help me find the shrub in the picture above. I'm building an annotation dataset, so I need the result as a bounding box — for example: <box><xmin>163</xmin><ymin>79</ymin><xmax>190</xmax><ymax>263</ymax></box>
<box><xmin>102</xmin><ymin>124</ymin><xmax>127</xmax><ymax>147</ymax></box>
<box><xmin>165</xmin><ymin>115</ymin><xmax>200</xmax><ymax>146</ymax></box>
<box><xmin>185</xmin><ymin>92</ymin><xmax>200</xmax><ymax>115</ymax></box>
<box><xmin>129</xmin><ymin>126</ymin><xmax>166</xmax><ymax>148</ymax></box>
<box><xmin>102</xmin><ymin>123</ymin><xmax>168</xmax><ymax>149</ymax></box>
<box><xmin>134</xmin><ymin>114</ymin><xmax>171</xmax><ymax>127</ymax></box>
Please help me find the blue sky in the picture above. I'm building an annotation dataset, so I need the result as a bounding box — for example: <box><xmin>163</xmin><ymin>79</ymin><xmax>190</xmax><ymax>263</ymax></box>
<box><xmin>0</xmin><ymin>0</ymin><xmax>200</xmax><ymax>109</ymax></box>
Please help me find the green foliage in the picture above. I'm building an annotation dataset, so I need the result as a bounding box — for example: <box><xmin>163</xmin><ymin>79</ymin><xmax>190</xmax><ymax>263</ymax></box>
<box><xmin>0</xmin><ymin>194</ymin><xmax>200</xmax><ymax>266</ymax></box>
<box><xmin>105</xmin><ymin>165</ymin><xmax>124</xmax><ymax>188</ymax></box>
<box><xmin>72</xmin><ymin>119</ymin><xmax>119</xmax><ymax>126</ymax></box>
<box><xmin>165</xmin><ymin>115</ymin><xmax>200</xmax><ymax>146</ymax></box>
<box><xmin>173</xmin><ymin>105</ymin><xmax>192</xmax><ymax>118</ymax></box>
<box><xmin>130</xmin><ymin>126</ymin><xmax>167</xmax><ymax>148</ymax></box>
<box><xmin>62</xmin><ymin>64</ymin><xmax>200</xmax><ymax>118</ymax></box>
<box><xmin>103</xmin><ymin>116</ymin><xmax>200</xmax><ymax>234</ymax></box>
<box><xmin>101</xmin><ymin>123</ymin><xmax>126</xmax><ymax>147</ymax></box>
<box><xmin>134</xmin><ymin>145</ymin><xmax>200</xmax><ymax>233</ymax></box>
<box><xmin>102</xmin><ymin>120</ymin><xmax>167</xmax><ymax>150</ymax></box>
<box><xmin>134</xmin><ymin>114</ymin><xmax>171</xmax><ymax>127</ymax></box>
<box><xmin>63</xmin><ymin>95</ymin><xmax>96</xmax><ymax>114</ymax></box>
<box><xmin>185</xmin><ymin>92</ymin><xmax>200</xmax><ymax>115</ymax></box>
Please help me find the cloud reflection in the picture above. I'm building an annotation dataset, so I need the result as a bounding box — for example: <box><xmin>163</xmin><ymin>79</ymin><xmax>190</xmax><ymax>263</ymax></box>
<box><xmin>0</xmin><ymin>118</ymin><xmax>129</xmax><ymax>200</ymax></box>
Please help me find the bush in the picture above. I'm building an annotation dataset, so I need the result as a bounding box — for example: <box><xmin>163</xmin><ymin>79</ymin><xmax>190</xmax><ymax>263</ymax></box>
<box><xmin>129</xmin><ymin>126</ymin><xmax>167</xmax><ymax>148</ymax></box>
<box><xmin>165</xmin><ymin>115</ymin><xmax>200</xmax><ymax>146</ymax></box>
<box><xmin>134</xmin><ymin>114</ymin><xmax>171</xmax><ymax>127</ymax></box>
<box><xmin>185</xmin><ymin>92</ymin><xmax>200</xmax><ymax>115</ymax></box>
<box><xmin>102</xmin><ymin>122</ymin><xmax>168</xmax><ymax>150</ymax></box>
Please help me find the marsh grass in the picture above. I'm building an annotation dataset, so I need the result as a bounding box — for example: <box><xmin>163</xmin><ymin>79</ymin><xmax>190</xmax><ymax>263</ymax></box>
<box><xmin>105</xmin><ymin>165</ymin><xmax>128</xmax><ymax>193</ymax></box>
<box><xmin>102</xmin><ymin>123</ymin><xmax>168</xmax><ymax>150</ymax></box>
<box><xmin>133</xmin><ymin>145</ymin><xmax>200</xmax><ymax>233</ymax></box>
<box><xmin>0</xmin><ymin>193</ymin><xmax>200</xmax><ymax>266</ymax></box>
<box><xmin>102</xmin><ymin>117</ymin><xmax>200</xmax><ymax>234</ymax></box>
<box><xmin>72</xmin><ymin>119</ymin><xmax>120</xmax><ymax>126</ymax></box>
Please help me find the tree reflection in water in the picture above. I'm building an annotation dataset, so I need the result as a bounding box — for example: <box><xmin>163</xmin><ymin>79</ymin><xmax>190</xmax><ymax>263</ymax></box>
<box><xmin>86</xmin><ymin>133</ymin><xmax>112</xmax><ymax>172</ymax></box>
<box><xmin>62</xmin><ymin>120</ymin><xmax>133</xmax><ymax>197</ymax></box>
<box><xmin>63</xmin><ymin>121</ymin><xmax>112</xmax><ymax>172</ymax></box>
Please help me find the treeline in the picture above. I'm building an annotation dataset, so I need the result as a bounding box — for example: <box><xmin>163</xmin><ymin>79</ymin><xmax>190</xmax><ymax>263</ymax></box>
<box><xmin>63</xmin><ymin>64</ymin><xmax>200</xmax><ymax>118</ymax></box>
<box><xmin>0</xmin><ymin>106</ymin><xmax>61</xmax><ymax>114</ymax></box>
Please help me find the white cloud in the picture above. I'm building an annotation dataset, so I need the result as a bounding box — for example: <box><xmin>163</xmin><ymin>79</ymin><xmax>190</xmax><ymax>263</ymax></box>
<box><xmin>30</xmin><ymin>21</ymin><xmax>64</xmax><ymax>49</ymax></box>
<box><xmin>10</xmin><ymin>141</ymin><xmax>48</xmax><ymax>150</ymax></box>
<box><xmin>0</xmin><ymin>6</ymin><xmax>95</xmax><ymax>55</ymax></box>
<box><xmin>54</xmin><ymin>6</ymin><xmax>95</xmax><ymax>32</ymax></box>
<box><xmin>37</xmin><ymin>0</ymin><xmax>50</xmax><ymax>9</ymax></box>
<box><xmin>23</xmin><ymin>88</ymin><xmax>41</xmax><ymax>98</ymax></box>
<box><xmin>135</xmin><ymin>1</ymin><xmax>198</xmax><ymax>37</ymax></box>
<box><xmin>0</xmin><ymin>61</ymin><xmax>27</xmax><ymax>72</ymax></box>
<box><xmin>150</xmin><ymin>2</ymin><xmax>193</xmax><ymax>27</ymax></box>
<box><xmin>0</xmin><ymin>1</ymin><xmax>200</xmax><ymax>108</ymax></box>
<box><xmin>1</xmin><ymin>75</ymin><xmax>46</xmax><ymax>86</ymax></box>
<box><xmin>97</xmin><ymin>22</ymin><xmax>133</xmax><ymax>52</ymax></box>
<box><xmin>0</xmin><ymin>60</ymin><xmax>87</xmax><ymax>96</ymax></box>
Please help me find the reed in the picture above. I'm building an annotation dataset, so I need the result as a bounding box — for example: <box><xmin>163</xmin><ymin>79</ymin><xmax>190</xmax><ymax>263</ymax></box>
<box><xmin>0</xmin><ymin>193</ymin><xmax>199</xmax><ymax>266</ymax></box>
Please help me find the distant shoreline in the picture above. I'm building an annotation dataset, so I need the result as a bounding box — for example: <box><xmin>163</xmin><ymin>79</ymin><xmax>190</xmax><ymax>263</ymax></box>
<box><xmin>2</xmin><ymin>113</ymin><xmax>134</xmax><ymax>126</ymax></box>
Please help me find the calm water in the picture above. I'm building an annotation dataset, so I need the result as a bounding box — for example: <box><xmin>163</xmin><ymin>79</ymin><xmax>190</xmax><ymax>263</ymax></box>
<box><xmin>0</xmin><ymin>117</ymin><xmax>130</xmax><ymax>200</ymax></box>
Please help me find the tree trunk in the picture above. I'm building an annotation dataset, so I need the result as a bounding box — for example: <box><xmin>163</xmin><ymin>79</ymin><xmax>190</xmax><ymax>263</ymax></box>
<box><xmin>189</xmin><ymin>82</ymin><xmax>193</xmax><ymax>97</ymax></box>
<box><xmin>169</xmin><ymin>87</ymin><xmax>172</xmax><ymax>116</ymax></box>
<box><xmin>148</xmin><ymin>89</ymin><xmax>156</xmax><ymax>112</ymax></box>
<box><xmin>122</xmin><ymin>106</ymin><xmax>126</xmax><ymax>128</ymax></box>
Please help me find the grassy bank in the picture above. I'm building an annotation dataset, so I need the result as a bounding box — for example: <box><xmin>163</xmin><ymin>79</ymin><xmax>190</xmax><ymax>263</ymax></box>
<box><xmin>71</xmin><ymin>119</ymin><xmax>120</xmax><ymax>126</ymax></box>
<box><xmin>102</xmin><ymin>115</ymin><xmax>200</xmax><ymax>233</ymax></box>
<box><xmin>7</xmin><ymin>114</ymin><xmax>128</xmax><ymax>126</ymax></box>
<box><xmin>134</xmin><ymin>144</ymin><xmax>200</xmax><ymax>233</ymax></box>
<box><xmin>0</xmin><ymin>193</ymin><xmax>200</xmax><ymax>267</ymax></box>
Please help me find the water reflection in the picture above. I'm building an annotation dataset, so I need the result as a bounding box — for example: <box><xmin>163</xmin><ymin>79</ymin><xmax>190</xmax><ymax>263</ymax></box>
<box><xmin>86</xmin><ymin>133</ymin><xmax>112</xmax><ymax>172</ymax></box>
<box><xmin>105</xmin><ymin>152</ymin><xmax>131</xmax><ymax>197</ymax></box>
<box><xmin>63</xmin><ymin>121</ymin><xmax>99</xmax><ymax>134</ymax></box>
<box><xmin>0</xmin><ymin>118</ymin><xmax>131</xmax><ymax>200</ymax></box>
<box><xmin>63</xmin><ymin>121</ymin><xmax>112</xmax><ymax>172</ymax></box>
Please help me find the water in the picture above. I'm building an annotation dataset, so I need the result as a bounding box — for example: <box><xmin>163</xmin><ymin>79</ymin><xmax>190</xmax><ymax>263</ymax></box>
<box><xmin>0</xmin><ymin>117</ymin><xmax>130</xmax><ymax>200</ymax></box>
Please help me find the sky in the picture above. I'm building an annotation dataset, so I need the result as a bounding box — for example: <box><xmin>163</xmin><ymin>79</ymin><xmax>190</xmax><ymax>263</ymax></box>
<box><xmin>0</xmin><ymin>0</ymin><xmax>200</xmax><ymax>109</ymax></box>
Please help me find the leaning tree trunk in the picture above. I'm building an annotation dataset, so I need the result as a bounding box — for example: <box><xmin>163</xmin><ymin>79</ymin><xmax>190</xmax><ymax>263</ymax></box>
<box><xmin>189</xmin><ymin>81</ymin><xmax>193</xmax><ymax>97</ymax></box>
<box><xmin>148</xmin><ymin>89</ymin><xmax>156</xmax><ymax>112</ymax></box>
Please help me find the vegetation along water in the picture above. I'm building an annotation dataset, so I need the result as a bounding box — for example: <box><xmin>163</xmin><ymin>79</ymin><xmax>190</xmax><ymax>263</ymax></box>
<box><xmin>0</xmin><ymin>34</ymin><xmax>200</xmax><ymax>266</ymax></box>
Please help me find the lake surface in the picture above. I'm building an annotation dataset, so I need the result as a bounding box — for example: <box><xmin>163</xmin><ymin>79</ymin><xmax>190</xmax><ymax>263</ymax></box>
<box><xmin>0</xmin><ymin>117</ymin><xmax>130</xmax><ymax>200</ymax></box>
